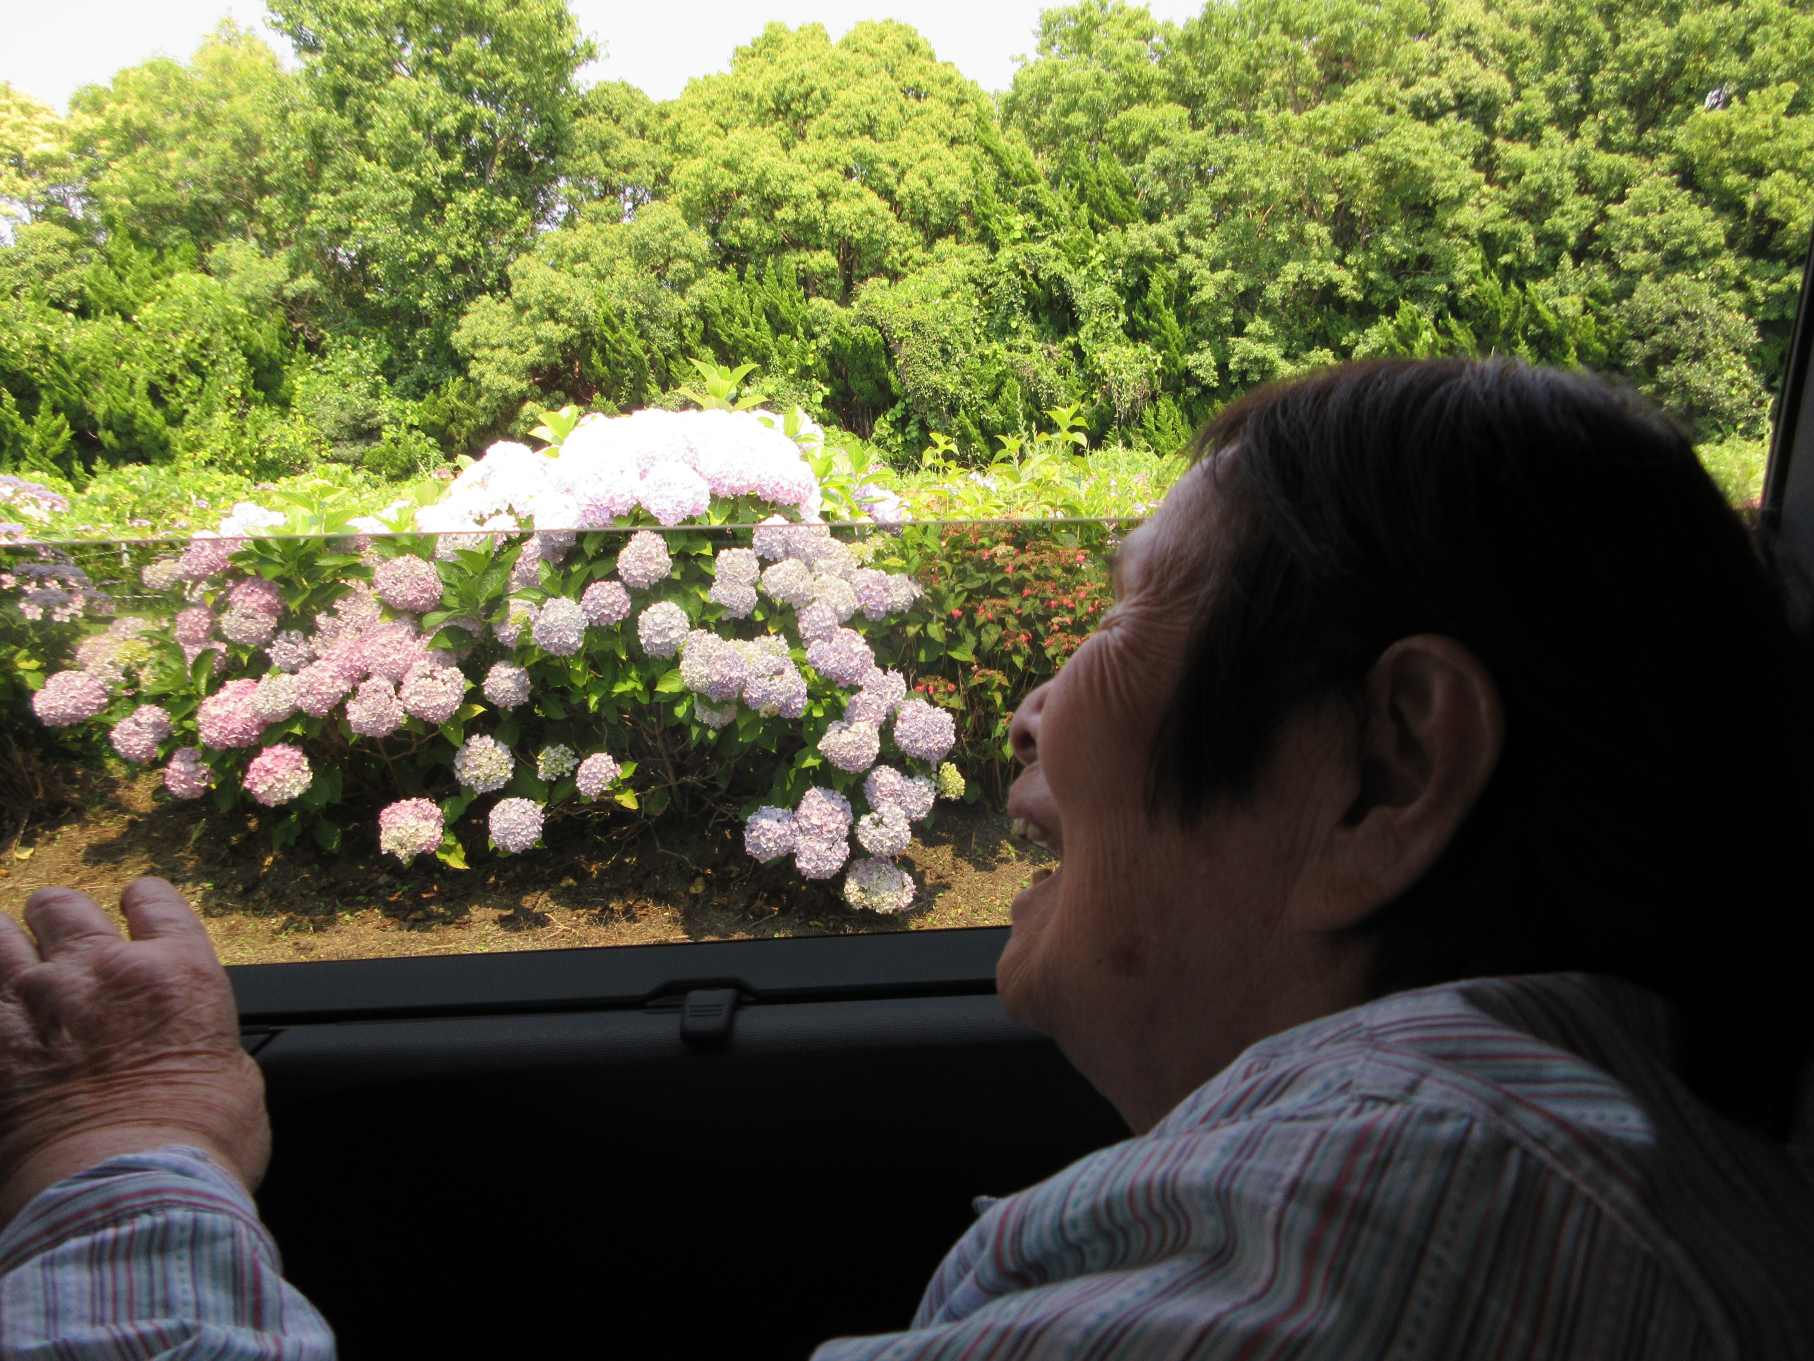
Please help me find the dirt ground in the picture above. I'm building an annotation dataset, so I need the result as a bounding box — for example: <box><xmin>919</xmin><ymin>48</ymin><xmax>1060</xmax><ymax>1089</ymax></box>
<box><xmin>0</xmin><ymin>767</ymin><xmax>1048</xmax><ymax>966</ymax></box>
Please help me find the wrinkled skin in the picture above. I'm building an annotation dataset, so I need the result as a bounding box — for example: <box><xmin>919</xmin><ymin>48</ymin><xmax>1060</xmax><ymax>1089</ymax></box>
<box><xmin>0</xmin><ymin>878</ymin><xmax>269</xmax><ymax>1224</ymax></box>
<box><xmin>1000</xmin><ymin>460</ymin><xmax>1503</xmax><ymax>1132</ymax></box>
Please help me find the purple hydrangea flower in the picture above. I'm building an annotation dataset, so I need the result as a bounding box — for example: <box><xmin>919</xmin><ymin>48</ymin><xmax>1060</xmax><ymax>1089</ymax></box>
<box><xmin>805</xmin><ymin>628</ymin><xmax>874</xmax><ymax>686</ymax></box>
<box><xmin>636</xmin><ymin>601</ymin><xmax>689</xmax><ymax>658</ymax></box>
<box><xmin>812</xmin><ymin>574</ymin><xmax>858</xmax><ymax>622</ymax></box>
<box><xmin>708</xmin><ymin>576</ymin><xmax>758</xmax><ymax>618</ymax></box>
<box><xmin>796</xmin><ymin>601</ymin><xmax>839</xmax><ymax>641</ymax></box>
<box><xmin>346</xmin><ymin>678</ymin><xmax>405</xmax><ymax>738</ymax></box>
<box><xmin>743</xmin><ymin>806</ymin><xmax>795</xmax><ymax>862</ymax></box>
<box><xmin>854</xmin><ymin>803</ymin><xmax>911</xmax><ymax>858</ymax></box>
<box><xmin>251</xmin><ymin>673</ymin><xmax>301</xmax><ymax>724</ymax></box>
<box><xmin>373</xmin><ymin>554</ymin><xmax>444</xmax><ymax>613</ymax></box>
<box><xmin>163</xmin><ymin>748</ymin><xmax>213</xmax><ymax>800</ymax></box>
<box><xmin>314</xmin><ymin>582</ymin><xmax>383</xmax><ymax>643</ymax></box>
<box><xmin>741</xmin><ymin>661</ymin><xmax>806</xmax><ymax>719</ymax></box>
<box><xmin>856</xmin><ymin>667</ymin><xmax>907</xmax><ymax>714</ymax></box>
<box><xmin>580</xmin><ymin>579</ymin><xmax>631</xmax><ymax>626</ymax></box>
<box><xmin>639</xmin><ymin>461</ymin><xmax>711</xmax><ymax>525</ymax></box>
<box><xmin>379</xmin><ymin>798</ymin><xmax>444</xmax><ymax>864</ymax></box>
<box><xmin>489</xmin><ymin>797</ymin><xmax>544</xmax><ymax>854</ymax></box>
<box><xmin>295</xmin><ymin>658</ymin><xmax>356</xmax><ymax>718</ymax></box>
<box><xmin>483</xmin><ymin>662</ymin><xmax>531</xmax><ymax>709</ymax></box>
<box><xmin>892</xmin><ymin>698</ymin><xmax>956</xmax><ymax>763</ymax></box>
<box><xmin>760</xmin><ymin>559</ymin><xmax>815</xmax><ymax>609</ymax></box>
<box><xmin>844</xmin><ymin>690</ymin><xmax>890</xmax><ymax>727</ymax></box>
<box><xmin>794</xmin><ymin>786</ymin><xmax>853</xmax><ymax>841</ymax></box>
<box><xmin>454</xmin><ymin>734</ymin><xmax>513</xmax><ymax>793</ymax></box>
<box><xmin>843</xmin><ymin>858</ymin><xmax>915</xmax><ymax>913</ymax></box>
<box><xmin>898</xmin><ymin>774</ymin><xmax>936</xmax><ymax>822</ymax></box>
<box><xmin>267</xmin><ymin>630</ymin><xmax>315</xmax><ymax>673</ymax></box>
<box><xmin>695</xmin><ymin>699</ymin><xmax>737</xmax><ymax>728</ymax></box>
<box><xmin>141</xmin><ymin>559</ymin><xmax>182</xmax><ymax>591</ymax></box>
<box><xmin>532</xmin><ymin>596</ymin><xmax>587</xmax><ymax>656</ymax></box>
<box><xmin>575</xmin><ymin>752</ymin><xmax>621</xmax><ymax>798</ymax></box>
<box><xmin>508</xmin><ymin>549</ymin><xmax>544</xmax><ymax>593</ymax></box>
<box><xmin>751</xmin><ymin>515</ymin><xmax>794</xmax><ymax>561</ymax></box>
<box><xmin>794</xmin><ymin>835</ymin><xmax>848</xmax><ymax>880</ymax></box>
<box><xmin>679</xmin><ymin>631</ymin><xmax>752</xmax><ymax>703</ymax></box>
<box><xmin>197</xmin><ymin>679</ymin><xmax>265</xmax><ymax>749</ymax></box>
<box><xmin>228</xmin><ymin>575</ymin><xmax>282</xmax><ymax>616</ymax></box>
<box><xmin>537</xmin><ymin>743</ymin><xmax>578</xmax><ymax>781</ymax></box>
<box><xmin>400</xmin><ymin>656</ymin><xmax>468</xmax><ymax>724</ymax></box>
<box><xmin>32</xmin><ymin>670</ymin><xmax>109</xmax><ymax>728</ymax></box>
<box><xmin>863</xmin><ymin>765</ymin><xmax>934</xmax><ymax>822</ymax></box>
<box><xmin>615</xmin><ymin>530</ymin><xmax>672</xmax><ymax>589</ymax></box>
<box><xmin>818</xmin><ymin>719</ymin><xmax>880</xmax><ymax>774</ymax></box>
<box><xmin>243</xmin><ymin>743</ymin><xmax>312</xmax><ymax>806</ymax></box>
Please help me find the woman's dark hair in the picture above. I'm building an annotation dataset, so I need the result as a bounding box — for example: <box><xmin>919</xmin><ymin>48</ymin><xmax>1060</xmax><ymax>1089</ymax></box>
<box><xmin>1154</xmin><ymin>358</ymin><xmax>1814</xmax><ymax>1136</ymax></box>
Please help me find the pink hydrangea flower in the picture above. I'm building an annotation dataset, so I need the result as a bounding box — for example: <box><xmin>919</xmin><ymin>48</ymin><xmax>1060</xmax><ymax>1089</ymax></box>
<box><xmin>575</xmin><ymin>752</ymin><xmax>621</xmax><ymax>797</ymax></box>
<box><xmin>163</xmin><ymin>747</ymin><xmax>213</xmax><ymax>799</ymax></box>
<box><xmin>251</xmin><ymin>673</ymin><xmax>301</xmax><ymax>724</ymax></box>
<box><xmin>357</xmin><ymin>622</ymin><xmax>427</xmax><ymax>683</ymax></box>
<box><xmin>267</xmin><ymin>630</ymin><xmax>315</xmax><ymax>673</ymax></box>
<box><xmin>174</xmin><ymin>606</ymin><xmax>214</xmax><ymax>650</ymax></box>
<box><xmin>843</xmin><ymin>858</ymin><xmax>915</xmax><ymax>913</ymax></box>
<box><xmin>400</xmin><ymin>655</ymin><xmax>468</xmax><ymax>724</ymax></box>
<box><xmin>741</xmin><ymin>660</ymin><xmax>807</xmax><ymax>719</ymax></box>
<box><xmin>636</xmin><ymin>602</ymin><xmax>689</xmax><ymax>658</ymax></box>
<box><xmin>493</xmin><ymin>597</ymin><xmax>539</xmax><ymax>648</ymax></box>
<box><xmin>108</xmin><ymin>704</ymin><xmax>172</xmax><ymax>764</ymax></box>
<box><xmin>197</xmin><ymin>679</ymin><xmax>265</xmax><ymax>749</ymax></box>
<box><xmin>679</xmin><ymin>631</ymin><xmax>752</xmax><ymax>703</ymax></box>
<box><xmin>580</xmin><ymin>579</ymin><xmax>631</xmax><ymax>626</ymax></box>
<box><xmin>489</xmin><ymin>797</ymin><xmax>544</xmax><ymax>854</ymax></box>
<box><xmin>615</xmin><ymin>531</ymin><xmax>671</xmax><ymax>589</ymax></box>
<box><xmin>818</xmin><ymin>719</ymin><xmax>880</xmax><ymax>774</ymax></box>
<box><xmin>295</xmin><ymin>659</ymin><xmax>355</xmax><ymax>718</ymax></box>
<box><xmin>346</xmin><ymin>678</ymin><xmax>405</xmax><ymax>737</ymax></box>
<box><xmin>708</xmin><ymin>576</ymin><xmax>758</xmax><ymax>619</ymax></box>
<box><xmin>483</xmin><ymin>662</ymin><xmax>530</xmax><ymax>709</ymax></box>
<box><xmin>373</xmin><ymin>554</ymin><xmax>444</xmax><ymax>613</ymax></box>
<box><xmin>174</xmin><ymin>534</ymin><xmax>235</xmax><ymax>581</ymax></box>
<box><xmin>638</xmin><ymin>461</ymin><xmax>711</xmax><ymax>525</ymax></box>
<box><xmin>243</xmin><ymin>743</ymin><xmax>313</xmax><ymax>806</ymax></box>
<box><xmin>379</xmin><ymin>798</ymin><xmax>445</xmax><ymax>864</ymax></box>
<box><xmin>32</xmin><ymin>670</ymin><xmax>109</xmax><ymax>728</ymax></box>
<box><xmin>532</xmin><ymin>596</ymin><xmax>587</xmax><ymax>655</ymax></box>
<box><xmin>794</xmin><ymin>786</ymin><xmax>853</xmax><ymax>841</ymax></box>
<box><xmin>453</xmin><ymin>734</ymin><xmax>513</xmax><ymax>793</ymax></box>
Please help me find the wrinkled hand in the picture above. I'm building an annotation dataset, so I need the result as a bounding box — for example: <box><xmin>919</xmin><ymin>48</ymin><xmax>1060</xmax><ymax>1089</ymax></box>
<box><xmin>0</xmin><ymin>878</ymin><xmax>269</xmax><ymax>1225</ymax></box>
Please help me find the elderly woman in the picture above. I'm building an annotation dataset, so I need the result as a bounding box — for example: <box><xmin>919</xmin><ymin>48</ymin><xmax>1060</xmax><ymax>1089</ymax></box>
<box><xmin>3</xmin><ymin>360</ymin><xmax>1813</xmax><ymax>1358</ymax></box>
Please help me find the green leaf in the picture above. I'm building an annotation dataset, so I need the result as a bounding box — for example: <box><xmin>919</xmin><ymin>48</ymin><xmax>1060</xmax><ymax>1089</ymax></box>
<box><xmin>272</xmin><ymin>815</ymin><xmax>301</xmax><ymax>851</ymax></box>
<box><xmin>654</xmin><ymin>668</ymin><xmax>687</xmax><ymax>694</ymax></box>
<box><xmin>434</xmin><ymin>832</ymin><xmax>468</xmax><ymax>870</ymax></box>
<box><xmin>313</xmin><ymin>820</ymin><xmax>342</xmax><ymax>853</ymax></box>
<box><xmin>495</xmin><ymin>716</ymin><xmax>520</xmax><ymax>747</ymax></box>
<box><xmin>613</xmin><ymin>788</ymin><xmax>639</xmax><ymax>810</ymax></box>
<box><xmin>645</xmin><ymin>785</ymin><xmax>671</xmax><ymax>817</ymax></box>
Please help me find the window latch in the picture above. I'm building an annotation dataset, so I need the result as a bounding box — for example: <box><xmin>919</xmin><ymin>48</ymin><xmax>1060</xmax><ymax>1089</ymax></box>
<box><xmin>679</xmin><ymin>988</ymin><xmax>739</xmax><ymax>1048</ymax></box>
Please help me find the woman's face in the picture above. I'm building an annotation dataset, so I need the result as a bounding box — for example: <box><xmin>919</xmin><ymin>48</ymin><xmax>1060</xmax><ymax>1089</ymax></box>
<box><xmin>999</xmin><ymin>461</ymin><xmax>1375</xmax><ymax>1130</ymax></box>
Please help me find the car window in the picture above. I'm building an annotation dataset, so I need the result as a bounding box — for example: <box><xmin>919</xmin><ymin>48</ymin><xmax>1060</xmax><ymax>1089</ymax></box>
<box><xmin>1</xmin><ymin>518</ymin><xmax>1119</xmax><ymax>965</ymax></box>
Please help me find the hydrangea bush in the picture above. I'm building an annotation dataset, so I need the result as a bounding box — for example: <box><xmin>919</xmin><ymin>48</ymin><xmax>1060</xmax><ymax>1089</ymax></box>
<box><xmin>5</xmin><ymin>408</ymin><xmax>976</xmax><ymax>915</ymax></box>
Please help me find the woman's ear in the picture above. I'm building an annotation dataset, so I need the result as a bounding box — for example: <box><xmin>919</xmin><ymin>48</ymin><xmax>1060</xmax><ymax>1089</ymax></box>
<box><xmin>1293</xmin><ymin>635</ymin><xmax>1504</xmax><ymax>933</ymax></box>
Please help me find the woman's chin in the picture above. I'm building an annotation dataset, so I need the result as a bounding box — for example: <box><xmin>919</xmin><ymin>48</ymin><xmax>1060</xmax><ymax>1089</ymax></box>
<box><xmin>1009</xmin><ymin>861</ymin><xmax>1062</xmax><ymax>928</ymax></box>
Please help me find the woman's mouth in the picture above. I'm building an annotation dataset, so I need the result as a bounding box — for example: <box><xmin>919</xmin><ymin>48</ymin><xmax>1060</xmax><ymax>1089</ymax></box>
<box><xmin>1010</xmin><ymin>816</ymin><xmax>1062</xmax><ymax>901</ymax></box>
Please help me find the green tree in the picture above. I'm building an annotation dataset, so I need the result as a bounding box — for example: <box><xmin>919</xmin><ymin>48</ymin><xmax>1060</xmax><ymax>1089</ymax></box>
<box><xmin>269</xmin><ymin>0</ymin><xmax>598</xmax><ymax>388</ymax></box>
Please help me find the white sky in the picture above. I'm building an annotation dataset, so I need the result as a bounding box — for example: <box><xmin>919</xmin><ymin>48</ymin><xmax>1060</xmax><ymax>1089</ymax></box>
<box><xmin>2</xmin><ymin>0</ymin><xmax>1206</xmax><ymax>112</ymax></box>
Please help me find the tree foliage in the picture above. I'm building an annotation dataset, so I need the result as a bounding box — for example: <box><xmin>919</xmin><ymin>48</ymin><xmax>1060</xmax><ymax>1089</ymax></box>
<box><xmin>2</xmin><ymin>0</ymin><xmax>1810</xmax><ymax>496</ymax></box>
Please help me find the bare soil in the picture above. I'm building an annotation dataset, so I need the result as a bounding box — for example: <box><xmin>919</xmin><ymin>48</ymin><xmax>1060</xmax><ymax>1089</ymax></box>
<box><xmin>0</xmin><ymin>767</ymin><xmax>1047</xmax><ymax>966</ymax></box>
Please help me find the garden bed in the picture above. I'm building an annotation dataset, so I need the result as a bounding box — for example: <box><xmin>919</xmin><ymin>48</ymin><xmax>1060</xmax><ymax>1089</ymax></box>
<box><xmin>1</xmin><ymin>764</ymin><xmax>1046</xmax><ymax>965</ymax></box>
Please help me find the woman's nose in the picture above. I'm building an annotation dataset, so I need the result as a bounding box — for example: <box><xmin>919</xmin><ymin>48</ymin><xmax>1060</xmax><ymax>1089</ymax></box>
<box><xmin>1009</xmin><ymin>682</ymin><xmax>1051</xmax><ymax>766</ymax></box>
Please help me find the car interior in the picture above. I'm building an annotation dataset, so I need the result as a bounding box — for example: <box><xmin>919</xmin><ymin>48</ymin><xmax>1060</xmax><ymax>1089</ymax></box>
<box><xmin>220</xmin><ymin>236</ymin><xmax>1814</xmax><ymax>1360</ymax></box>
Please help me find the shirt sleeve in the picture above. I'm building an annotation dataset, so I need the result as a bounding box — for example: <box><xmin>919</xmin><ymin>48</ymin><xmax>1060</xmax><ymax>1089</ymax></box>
<box><xmin>0</xmin><ymin>1145</ymin><xmax>335</xmax><ymax>1360</ymax></box>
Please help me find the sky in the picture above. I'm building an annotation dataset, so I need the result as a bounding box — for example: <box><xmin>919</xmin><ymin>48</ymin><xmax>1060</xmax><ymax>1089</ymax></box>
<box><xmin>3</xmin><ymin>0</ymin><xmax>1206</xmax><ymax>112</ymax></box>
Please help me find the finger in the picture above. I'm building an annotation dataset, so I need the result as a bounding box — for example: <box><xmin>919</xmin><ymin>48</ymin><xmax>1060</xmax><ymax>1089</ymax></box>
<box><xmin>119</xmin><ymin>878</ymin><xmax>215</xmax><ymax>957</ymax></box>
<box><xmin>0</xmin><ymin>909</ymin><xmax>41</xmax><ymax>981</ymax></box>
<box><xmin>23</xmin><ymin>887</ymin><xmax>123</xmax><ymax>956</ymax></box>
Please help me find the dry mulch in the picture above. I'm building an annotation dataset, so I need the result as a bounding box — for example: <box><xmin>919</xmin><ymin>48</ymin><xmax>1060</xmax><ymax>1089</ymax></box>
<box><xmin>0</xmin><ymin>767</ymin><xmax>1049</xmax><ymax>966</ymax></box>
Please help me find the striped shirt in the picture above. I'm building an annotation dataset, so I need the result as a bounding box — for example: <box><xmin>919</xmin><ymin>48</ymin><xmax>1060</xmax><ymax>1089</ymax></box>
<box><xmin>3</xmin><ymin>974</ymin><xmax>1811</xmax><ymax>1358</ymax></box>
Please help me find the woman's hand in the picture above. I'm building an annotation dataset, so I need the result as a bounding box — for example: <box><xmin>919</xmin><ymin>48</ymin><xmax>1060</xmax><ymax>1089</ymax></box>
<box><xmin>0</xmin><ymin>878</ymin><xmax>269</xmax><ymax>1225</ymax></box>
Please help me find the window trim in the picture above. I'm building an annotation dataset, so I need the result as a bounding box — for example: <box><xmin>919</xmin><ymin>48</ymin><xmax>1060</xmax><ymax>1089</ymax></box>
<box><xmin>230</xmin><ymin>923</ymin><xmax>1009</xmax><ymax>1026</ymax></box>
